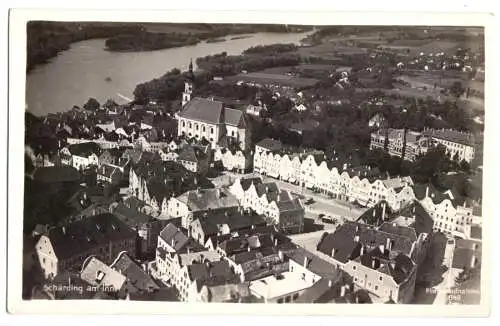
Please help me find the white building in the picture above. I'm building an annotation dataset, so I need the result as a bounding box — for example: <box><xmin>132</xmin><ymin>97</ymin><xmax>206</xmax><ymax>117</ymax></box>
<box><xmin>423</xmin><ymin>128</ymin><xmax>476</xmax><ymax>163</ymax></box>
<box><xmin>177</xmin><ymin>85</ymin><xmax>250</xmax><ymax>150</ymax></box>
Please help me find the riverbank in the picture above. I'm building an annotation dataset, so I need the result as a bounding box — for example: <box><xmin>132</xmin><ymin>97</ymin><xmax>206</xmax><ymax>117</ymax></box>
<box><xmin>27</xmin><ymin>22</ymin><xmax>315</xmax><ymax>71</ymax></box>
<box><xmin>103</xmin><ymin>25</ymin><xmax>313</xmax><ymax>53</ymax></box>
<box><xmin>26</xmin><ymin>21</ymin><xmax>144</xmax><ymax>72</ymax></box>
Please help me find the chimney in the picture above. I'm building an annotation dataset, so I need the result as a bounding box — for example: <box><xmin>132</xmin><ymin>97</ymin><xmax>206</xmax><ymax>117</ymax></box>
<box><xmin>171</xmin><ymin>238</ymin><xmax>175</xmax><ymax>248</ymax></box>
<box><xmin>373</xmin><ymin>209</ymin><xmax>376</xmax><ymax>217</ymax></box>
<box><xmin>247</xmin><ymin>246</ymin><xmax>251</xmax><ymax>252</ymax></box>
<box><xmin>340</xmin><ymin>284</ymin><xmax>346</xmax><ymax>297</ymax></box>
<box><xmin>470</xmin><ymin>255</ymin><xmax>476</xmax><ymax>268</ymax></box>
<box><xmin>379</xmin><ymin>244</ymin><xmax>385</xmax><ymax>253</ymax></box>
<box><xmin>303</xmin><ymin>256</ymin><xmax>308</xmax><ymax>267</ymax></box>
<box><xmin>371</xmin><ymin>258</ymin><xmax>376</xmax><ymax>269</ymax></box>
<box><xmin>62</xmin><ymin>226</ymin><xmax>66</xmax><ymax>235</ymax></box>
<box><xmin>386</xmin><ymin>238</ymin><xmax>391</xmax><ymax>251</ymax></box>
<box><xmin>410</xmin><ymin>242</ymin><xmax>416</xmax><ymax>258</ymax></box>
<box><xmin>360</xmin><ymin>246</ymin><xmax>365</xmax><ymax>256</ymax></box>
<box><xmin>382</xmin><ymin>203</ymin><xmax>387</xmax><ymax>220</ymax></box>
<box><xmin>278</xmin><ymin>250</ymin><xmax>283</xmax><ymax>261</ymax></box>
<box><xmin>425</xmin><ymin>186</ymin><xmax>429</xmax><ymax>198</ymax></box>
<box><xmin>354</xmin><ymin>235</ymin><xmax>360</xmax><ymax>242</ymax></box>
<box><xmin>274</xmin><ymin>238</ymin><xmax>278</xmax><ymax>247</ymax></box>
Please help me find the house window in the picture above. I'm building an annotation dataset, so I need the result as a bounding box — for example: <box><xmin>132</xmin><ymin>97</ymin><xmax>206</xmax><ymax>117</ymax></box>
<box><xmin>195</xmin><ymin>124</ymin><xmax>198</xmax><ymax>130</ymax></box>
<box><xmin>375</xmin><ymin>285</ymin><xmax>379</xmax><ymax>291</ymax></box>
<box><xmin>211</xmin><ymin>128</ymin><xmax>214</xmax><ymax>134</ymax></box>
<box><xmin>188</xmin><ymin>122</ymin><xmax>192</xmax><ymax>128</ymax></box>
<box><xmin>379</xmin><ymin>276</ymin><xmax>383</xmax><ymax>281</ymax></box>
<box><xmin>293</xmin><ymin>293</ymin><xmax>299</xmax><ymax>301</ymax></box>
<box><xmin>202</xmin><ymin>126</ymin><xmax>206</xmax><ymax>132</ymax></box>
<box><xmin>353</xmin><ymin>266</ymin><xmax>356</xmax><ymax>270</ymax></box>
<box><xmin>285</xmin><ymin>296</ymin><xmax>291</xmax><ymax>303</ymax></box>
<box><xmin>277</xmin><ymin>298</ymin><xmax>284</xmax><ymax>304</ymax></box>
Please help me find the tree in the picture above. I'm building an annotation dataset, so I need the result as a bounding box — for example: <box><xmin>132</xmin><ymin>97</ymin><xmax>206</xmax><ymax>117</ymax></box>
<box><xmin>449</xmin><ymin>81</ymin><xmax>464</xmax><ymax>98</ymax></box>
<box><xmin>103</xmin><ymin>99</ymin><xmax>118</xmax><ymax>109</ymax></box>
<box><xmin>83</xmin><ymin>98</ymin><xmax>101</xmax><ymax>111</ymax></box>
<box><xmin>459</xmin><ymin>159</ymin><xmax>471</xmax><ymax>172</ymax></box>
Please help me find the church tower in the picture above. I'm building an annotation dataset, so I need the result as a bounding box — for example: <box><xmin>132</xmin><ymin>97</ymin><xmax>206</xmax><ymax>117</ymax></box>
<box><xmin>182</xmin><ymin>59</ymin><xmax>194</xmax><ymax>107</ymax></box>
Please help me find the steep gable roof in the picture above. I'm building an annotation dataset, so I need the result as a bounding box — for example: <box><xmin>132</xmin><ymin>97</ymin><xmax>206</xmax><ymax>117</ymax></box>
<box><xmin>159</xmin><ymin>223</ymin><xmax>190</xmax><ymax>252</ymax></box>
<box><xmin>178</xmin><ymin>97</ymin><xmax>224</xmax><ymax>124</ymax></box>
<box><xmin>224</xmin><ymin>108</ymin><xmax>245</xmax><ymax>127</ymax></box>
<box><xmin>67</xmin><ymin>142</ymin><xmax>101</xmax><ymax>157</ymax></box>
<box><xmin>111</xmin><ymin>252</ymin><xmax>159</xmax><ymax>292</ymax></box>
<box><xmin>47</xmin><ymin>213</ymin><xmax>136</xmax><ymax>260</ymax></box>
<box><xmin>80</xmin><ymin>257</ymin><xmax>126</xmax><ymax>291</ymax></box>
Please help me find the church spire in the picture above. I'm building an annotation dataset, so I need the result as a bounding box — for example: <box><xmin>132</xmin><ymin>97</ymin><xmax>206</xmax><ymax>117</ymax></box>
<box><xmin>189</xmin><ymin>58</ymin><xmax>193</xmax><ymax>74</ymax></box>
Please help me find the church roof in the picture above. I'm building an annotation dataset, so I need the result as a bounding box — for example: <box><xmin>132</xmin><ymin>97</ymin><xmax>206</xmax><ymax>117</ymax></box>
<box><xmin>178</xmin><ymin>98</ymin><xmax>224</xmax><ymax>124</ymax></box>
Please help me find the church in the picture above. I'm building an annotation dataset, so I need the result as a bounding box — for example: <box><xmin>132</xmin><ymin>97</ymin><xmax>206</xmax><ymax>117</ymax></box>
<box><xmin>176</xmin><ymin>60</ymin><xmax>250</xmax><ymax>150</ymax></box>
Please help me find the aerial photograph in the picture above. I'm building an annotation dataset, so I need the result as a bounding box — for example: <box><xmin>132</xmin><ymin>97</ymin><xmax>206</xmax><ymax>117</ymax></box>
<box><xmin>23</xmin><ymin>22</ymin><xmax>484</xmax><ymax>305</ymax></box>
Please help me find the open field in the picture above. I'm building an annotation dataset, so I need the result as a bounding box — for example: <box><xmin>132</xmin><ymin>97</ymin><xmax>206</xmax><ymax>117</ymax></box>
<box><xmin>227</xmin><ymin>71</ymin><xmax>319</xmax><ymax>88</ymax></box>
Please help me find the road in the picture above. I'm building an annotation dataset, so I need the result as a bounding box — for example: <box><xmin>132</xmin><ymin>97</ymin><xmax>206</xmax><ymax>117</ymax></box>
<box><xmin>432</xmin><ymin>239</ymin><xmax>456</xmax><ymax>304</ymax></box>
<box><xmin>289</xmin><ymin>228</ymin><xmax>338</xmax><ymax>253</ymax></box>
<box><xmin>220</xmin><ymin>171</ymin><xmax>367</xmax><ymax>220</ymax></box>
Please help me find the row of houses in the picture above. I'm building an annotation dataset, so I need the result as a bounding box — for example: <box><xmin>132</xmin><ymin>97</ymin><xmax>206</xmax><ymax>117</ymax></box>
<box><xmin>253</xmin><ymin>138</ymin><xmax>480</xmax><ymax>239</ymax></box>
<box><xmin>253</xmin><ymin>138</ymin><xmax>414</xmax><ymax>211</ymax></box>
<box><xmin>229</xmin><ymin>176</ymin><xmax>305</xmax><ymax>234</ymax></box>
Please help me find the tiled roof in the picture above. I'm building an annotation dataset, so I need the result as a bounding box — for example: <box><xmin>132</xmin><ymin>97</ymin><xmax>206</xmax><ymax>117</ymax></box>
<box><xmin>224</xmin><ymin>108</ymin><xmax>245</xmax><ymax>127</ymax></box>
<box><xmin>178</xmin><ymin>97</ymin><xmax>224</xmax><ymax>124</ymax></box>
<box><xmin>424</xmin><ymin>129</ymin><xmax>476</xmax><ymax>146</ymax></box>
<box><xmin>357</xmin><ymin>201</ymin><xmax>392</xmax><ymax>226</ymax></box>
<box><xmin>111</xmin><ymin>252</ymin><xmax>159</xmax><ymax>292</ymax></box>
<box><xmin>238</xmin><ymin>176</ymin><xmax>264</xmax><ymax>191</ymax></box>
<box><xmin>256</xmin><ymin>138</ymin><xmax>283</xmax><ymax>152</ymax></box>
<box><xmin>287</xmin><ymin>247</ymin><xmax>344</xmax><ymax>280</ymax></box>
<box><xmin>203</xmin><ymin>283</ymin><xmax>251</xmax><ymax>302</ymax></box>
<box><xmin>393</xmin><ymin>200</ymin><xmax>434</xmax><ymax>236</ymax></box>
<box><xmin>470</xmin><ymin>226</ymin><xmax>482</xmax><ymax>240</ymax></box>
<box><xmin>159</xmin><ymin>223</ymin><xmax>190</xmax><ymax>252</ymax></box>
<box><xmin>452</xmin><ymin>240</ymin><xmax>481</xmax><ymax>269</ymax></box>
<box><xmin>276</xmin><ymin>198</ymin><xmax>303</xmax><ymax>213</ymax></box>
<box><xmin>97</xmin><ymin>164</ymin><xmax>119</xmax><ymax>179</ymax></box>
<box><xmin>68</xmin><ymin>142</ymin><xmax>101</xmax><ymax>157</ymax></box>
<box><xmin>178</xmin><ymin>250</ymin><xmax>221</xmax><ymax>267</ymax></box>
<box><xmin>294</xmin><ymin>273</ymin><xmax>353</xmax><ymax>303</ymax></box>
<box><xmin>382</xmin><ymin>176</ymin><xmax>414</xmax><ymax>189</ymax></box>
<box><xmin>413</xmin><ymin>183</ymin><xmax>465</xmax><ymax>206</ymax></box>
<box><xmin>112</xmin><ymin>202</ymin><xmax>154</xmax><ymax>226</ymax></box>
<box><xmin>80</xmin><ymin>257</ymin><xmax>127</xmax><ymax>291</ymax></box>
<box><xmin>378</xmin><ymin>223</ymin><xmax>417</xmax><ymax>242</ymax></box>
<box><xmin>122</xmin><ymin>149</ymin><xmax>143</xmax><ymax>164</ymax></box>
<box><xmin>195</xmin><ymin>210</ymin><xmax>267</xmax><ymax>238</ymax></box>
<box><xmin>318</xmin><ymin>221</ymin><xmax>415</xmax><ymax>262</ymax></box>
<box><xmin>255</xmin><ymin>182</ymin><xmax>280</xmax><ymax>198</ymax></box>
<box><xmin>47</xmin><ymin>213</ymin><xmax>136</xmax><ymax>260</ymax></box>
<box><xmin>178</xmin><ymin>188</ymin><xmax>239</xmax><ymax>212</ymax></box>
<box><xmin>178</xmin><ymin>146</ymin><xmax>207</xmax><ymax>163</ymax></box>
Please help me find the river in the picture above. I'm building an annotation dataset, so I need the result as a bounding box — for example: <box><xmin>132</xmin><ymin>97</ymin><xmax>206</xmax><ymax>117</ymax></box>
<box><xmin>26</xmin><ymin>31</ymin><xmax>313</xmax><ymax>116</ymax></box>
